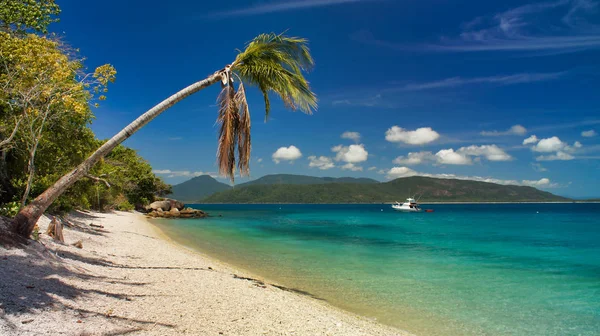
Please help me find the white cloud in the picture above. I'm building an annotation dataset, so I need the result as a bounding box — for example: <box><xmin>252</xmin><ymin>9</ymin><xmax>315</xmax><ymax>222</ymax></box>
<box><xmin>457</xmin><ymin>145</ymin><xmax>512</xmax><ymax>161</ymax></box>
<box><xmin>257</xmin><ymin>158</ymin><xmax>263</xmax><ymax>163</ymax></box>
<box><xmin>536</xmin><ymin>151</ymin><xmax>575</xmax><ymax>161</ymax></box>
<box><xmin>341</xmin><ymin>163</ymin><xmax>363</xmax><ymax>171</ymax></box>
<box><xmin>384</xmin><ymin>167</ymin><xmax>558</xmax><ymax>188</ymax></box>
<box><xmin>331</xmin><ymin>94</ymin><xmax>386</xmax><ymax>108</ymax></box>
<box><xmin>308</xmin><ymin>156</ymin><xmax>335</xmax><ymax>170</ymax></box>
<box><xmin>532</xmin><ymin>136</ymin><xmax>566</xmax><ymax>152</ymax></box>
<box><xmin>435</xmin><ymin>149</ymin><xmax>472</xmax><ymax>165</ymax></box>
<box><xmin>527</xmin><ymin>136</ymin><xmax>583</xmax><ymax>160</ymax></box>
<box><xmin>400</xmin><ymin>73</ymin><xmax>565</xmax><ymax>91</ymax></box>
<box><xmin>153</xmin><ymin>170</ymin><xmax>217</xmax><ymax>178</ymax></box>
<box><xmin>386</xmin><ymin>167</ymin><xmax>418</xmax><ymax>179</ymax></box>
<box><xmin>531</xmin><ymin>163</ymin><xmax>548</xmax><ymax>172</ymax></box>
<box><xmin>153</xmin><ymin>169</ymin><xmax>172</xmax><ymax>174</ymax></box>
<box><xmin>207</xmin><ymin>0</ymin><xmax>371</xmax><ymax>19</ymax></box>
<box><xmin>341</xmin><ymin>131</ymin><xmax>361</xmax><ymax>142</ymax></box>
<box><xmin>394</xmin><ymin>146</ymin><xmax>511</xmax><ymax>166</ymax></box>
<box><xmin>582</xmin><ymin>129</ymin><xmax>597</xmax><ymax>137</ymax></box>
<box><xmin>272</xmin><ymin>145</ymin><xmax>302</xmax><ymax>163</ymax></box>
<box><xmin>481</xmin><ymin>124</ymin><xmax>527</xmax><ymax>136</ymax></box>
<box><xmin>385</xmin><ymin>126</ymin><xmax>440</xmax><ymax>145</ymax></box>
<box><xmin>523</xmin><ymin>135</ymin><xmax>539</xmax><ymax>145</ymax></box>
<box><xmin>368</xmin><ymin>166</ymin><xmax>377</xmax><ymax>171</ymax></box>
<box><xmin>522</xmin><ymin>178</ymin><xmax>553</xmax><ymax>187</ymax></box>
<box><xmin>510</xmin><ymin>125</ymin><xmax>528</xmax><ymax>135</ymax></box>
<box><xmin>393</xmin><ymin>151</ymin><xmax>435</xmax><ymax>165</ymax></box>
<box><xmin>421</xmin><ymin>0</ymin><xmax>600</xmax><ymax>54</ymax></box>
<box><xmin>332</xmin><ymin>144</ymin><xmax>368</xmax><ymax>163</ymax></box>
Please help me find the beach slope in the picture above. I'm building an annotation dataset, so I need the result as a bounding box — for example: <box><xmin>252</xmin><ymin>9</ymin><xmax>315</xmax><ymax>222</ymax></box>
<box><xmin>0</xmin><ymin>211</ymin><xmax>409</xmax><ymax>335</ymax></box>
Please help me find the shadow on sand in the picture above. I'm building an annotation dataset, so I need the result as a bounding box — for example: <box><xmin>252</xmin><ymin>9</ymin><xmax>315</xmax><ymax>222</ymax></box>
<box><xmin>0</xmin><ymin>242</ymin><xmax>176</xmax><ymax>334</ymax></box>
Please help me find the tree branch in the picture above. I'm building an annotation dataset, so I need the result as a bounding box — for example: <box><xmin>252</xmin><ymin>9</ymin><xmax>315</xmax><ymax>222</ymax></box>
<box><xmin>0</xmin><ymin>117</ymin><xmax>23</xmax><ymax>150</ymax></box>
<box><xmin>84</xmin><ymin>174</ymin><xmax>111</xmax><ymax>188</ymax></box>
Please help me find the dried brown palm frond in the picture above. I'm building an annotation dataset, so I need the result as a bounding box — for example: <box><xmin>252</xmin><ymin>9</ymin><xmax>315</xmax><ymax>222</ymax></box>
<box><xmin>235</xmin><ymin>82</ymin><xmax>251</xmax><ymax>176</ymax></box>
<box><xmin>216</xmin><ymin>33</ymin><xmax>317</xmax><ymax>181</ymax></box>
<box><xmin>216</xmin><ymin>83</ymin><xmax>239</xmax><ymax>181</ymax></box>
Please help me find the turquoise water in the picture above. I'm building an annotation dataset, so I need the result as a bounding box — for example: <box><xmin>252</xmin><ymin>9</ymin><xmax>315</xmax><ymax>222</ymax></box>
<box><xmin>152</xmin><ymin>204</ymin><xmax>600</xmax><ymax>335</ymax></box>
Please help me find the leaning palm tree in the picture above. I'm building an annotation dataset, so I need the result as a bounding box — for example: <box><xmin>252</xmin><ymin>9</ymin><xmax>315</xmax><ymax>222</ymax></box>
<box><xmin>11</xmin><ymin>33</ymin><xmax>317</xmax><ymax>237</ymax></box>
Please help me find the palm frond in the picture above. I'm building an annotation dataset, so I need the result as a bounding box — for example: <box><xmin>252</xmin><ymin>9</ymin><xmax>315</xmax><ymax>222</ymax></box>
<box><xmin>235</xmin><ymin>82</ymin><xmax>251</xmax><ymax>176</ymax></box>
<box><xmin>232</xmin><ymin>33</ymin><xmax>317</xmax><ymax>119</ymax></box>
<box><xmin>216</xmin><ymin>84</ymin><xmax>239</xmax><ymax>181</ymax></box>
<box><xmin>259</xmin><ymin>83</ymin><xmax>271</xmax><ymax>120</ymax></box>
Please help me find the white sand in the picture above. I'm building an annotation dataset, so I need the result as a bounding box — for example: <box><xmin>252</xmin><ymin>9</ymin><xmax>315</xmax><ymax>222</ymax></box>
<box><xmin>0</xmin><ymin>211</ymin><xmax>411</xmax><ymax>335</ymax></box>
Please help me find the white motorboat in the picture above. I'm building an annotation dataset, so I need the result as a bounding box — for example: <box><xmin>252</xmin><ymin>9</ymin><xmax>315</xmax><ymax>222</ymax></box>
<box><xmin>392</xmin><ymin>198</ymin><xmax>422</xmax><ymax>212</ymax></box>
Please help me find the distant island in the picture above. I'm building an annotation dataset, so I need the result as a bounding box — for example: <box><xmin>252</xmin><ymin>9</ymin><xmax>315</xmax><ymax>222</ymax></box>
<box><xmin>169</xmin><ymin>174</ymin><xmax>571</xmax><ymax>204</ymax></box>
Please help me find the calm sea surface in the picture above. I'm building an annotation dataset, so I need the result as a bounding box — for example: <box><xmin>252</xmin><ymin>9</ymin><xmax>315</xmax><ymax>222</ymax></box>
<box><xmin>151</xmin><ymin>203</ymin><xmax>600</xmax><ymax>335</ymax></box>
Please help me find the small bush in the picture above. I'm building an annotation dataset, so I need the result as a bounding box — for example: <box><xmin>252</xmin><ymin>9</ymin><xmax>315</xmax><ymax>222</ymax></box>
<box><xmin>32</xmin><ymin>224</ymin><xmax>40</xmax><ymax>241</ymax></box>
<box><xmin>0</xmin><ymin>201</ymin><xmax>20</xmax><ymax>217</ymax></box>
<box><xmin>117</xmin><ymin>201</ymin><xmax>134</xmax><ymax>211</ymax></box>
<box><xmin>115</xmin><ymin>195</ymin><xmax>134</xmax><ymax>211</ymax></box>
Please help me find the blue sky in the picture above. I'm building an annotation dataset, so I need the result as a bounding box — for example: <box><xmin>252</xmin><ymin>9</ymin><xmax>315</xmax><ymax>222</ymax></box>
<box><xmin>54</xmin><ymin>0</ymin><xmax>599</xmax><ymax>197</ymax></box>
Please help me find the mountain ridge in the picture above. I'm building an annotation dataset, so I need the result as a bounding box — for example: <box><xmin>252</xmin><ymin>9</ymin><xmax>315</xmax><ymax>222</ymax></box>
<box><xmin>200</xmin><ymin>176</ymin><xmax>569</xmax><ymax>203</ymax></box>
<box><xmin>169</xmin><ymin>175</ymin><xmax>231</xmax><ymax>202</ymax></box>
<box><xmin>236</xmin><ymin>174</ymin><xmax>379</xmax><ymax>188</ymax></box>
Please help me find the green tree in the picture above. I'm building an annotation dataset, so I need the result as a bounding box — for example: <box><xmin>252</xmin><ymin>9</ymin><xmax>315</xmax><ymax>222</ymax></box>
<box><xmin>0</xmin><ymin>0</ymin><xmax>60</xmax><ymax>34</ymax></box>
<box><xmin>12</xmin><ymin>33</ymin><xmax>317</xmax><ymax>237</ymax></box>
<box><xmin>0</xmin><ymin>31</ymin><xmax>115</xmax><ymax>208</ymax></box>
<box><xmin>86</xmin><ymin>144</ymin><xmax>172</xmax><ymax>211</ymax></box>
<box><xmin>0</xmin><ymin>0</ymin><xmax>168</xmax><ymax>226</ymax></box>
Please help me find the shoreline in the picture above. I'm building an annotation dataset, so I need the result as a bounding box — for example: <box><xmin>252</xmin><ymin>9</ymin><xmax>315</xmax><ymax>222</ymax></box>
<box><xmin>146</xmin><ymin>216</ymin><xmax>413</xmax><ymax>333</ymax></box>
<box><xmin>191</xmin><ymin>201</ymin><xmax>597</xmax><ymax>204</ymax></box>
<box><xmin>144</xmin><ymin>216</ymin><xmax>279</xmax><ymax>291</ymax></box>
<box><xmin>0</xmin><ymin>211</ymin><xmax>411</xmax><ymax>335</ymax></box>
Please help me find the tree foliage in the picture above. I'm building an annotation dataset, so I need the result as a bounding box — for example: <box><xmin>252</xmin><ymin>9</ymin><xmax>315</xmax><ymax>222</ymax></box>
<box><xmin>232</xmin><ymin>33</ymin><xmax>317</xmax><ymax>117</ymax></box>
<box><xmin>0</xmin><ymin>30</ymin><xmax>117</xmax><ymax>208</ymax></box>
<box><xmin>215</xmin><ymin>33</ymin><xmax>318</xmax><ymax>181</ymax></box>
<box><xmin>8</xmin><ymin>0</ymin><xmax>317</xmax><ymax>239</ymax></box>
<box><xmin>84</xmin><ymin>144</ymin><xmax>172</xmax><ymax>211</ymax></box>
<box><xmin>0</xmin><ymin>0</ymin><xmax>60</xmax><ymax>34</ymax></box>
<box><xmin>0</xmin><ymin>0</ymin><xmax>168</xmax><ymax>214</ymax></box>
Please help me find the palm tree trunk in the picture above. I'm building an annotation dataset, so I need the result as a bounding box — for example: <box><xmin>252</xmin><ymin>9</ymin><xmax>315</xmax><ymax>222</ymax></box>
<box><xmin>11</xmin><ymin>71</ymin><xmax>222</xmax><ymax>237</ymax></box>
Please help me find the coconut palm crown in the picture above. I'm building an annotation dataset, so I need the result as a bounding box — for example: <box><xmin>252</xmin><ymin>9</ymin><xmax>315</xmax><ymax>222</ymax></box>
<box><xmin>218</xmin><ymin>33</ymin><xmax>317</xmax><ymax>181</ymax></box>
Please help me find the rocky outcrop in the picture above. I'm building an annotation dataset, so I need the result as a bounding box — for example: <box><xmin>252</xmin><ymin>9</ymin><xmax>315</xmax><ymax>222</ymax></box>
<box><xmin>145</xmin><ymin>199</ymin><xmax>185</xmax><ymax>212</ymax></box>
<box><xmin>146</xmin><ymin>207</ymin><xmax>207</xmax><ymax>219</ymax></box>
<box><xmin>148</xmin><ymin>200</ymin><xmax>171</xmax><ymax>211</ymax></box>
<box><xmin>144</xmin><ymin>198</ymin><xmax>206</xmax><ymax>219</ymax></box>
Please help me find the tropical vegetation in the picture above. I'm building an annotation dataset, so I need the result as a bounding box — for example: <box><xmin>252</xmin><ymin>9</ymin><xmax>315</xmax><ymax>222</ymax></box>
<box><xmin>169</xmin><ymin>174</ymin><xmax>380</xmax><ymax>202</ymax></box>
<box><xmin>199</xmin><ymin>175</ymin><xmax>570</xmax><ymax>203</ymax></box>
<box><xmin>4</xmin><ymin>0</ymin><xmax>317</xmax><ymax>238</ymax></box>
<box><xmin>0</xmin><ymin>1</ymin><xmax>170</xmax><ymax>226</ymax></box>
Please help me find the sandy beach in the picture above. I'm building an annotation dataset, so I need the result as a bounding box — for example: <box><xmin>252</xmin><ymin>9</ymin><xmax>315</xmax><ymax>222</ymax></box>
<box><xmin>0</xmin><ymin>211</ymin><xmax>410</xmax><ymax>336</ymax></box>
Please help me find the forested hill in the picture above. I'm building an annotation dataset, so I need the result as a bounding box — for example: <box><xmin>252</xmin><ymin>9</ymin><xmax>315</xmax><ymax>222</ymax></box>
<box><xmin>236</xmin><ymin>174</ymin><xmax>379</xmax><ymax>187</ymax></box>
<box><xmin>201</xmin><ymin>176</ymin><xmax>570</xmax><ymax>203</ymax></box>
<box><xmin>170</xmin><ymin>175</ymin><xmax>231</xmax><ymax>202</ymax></box>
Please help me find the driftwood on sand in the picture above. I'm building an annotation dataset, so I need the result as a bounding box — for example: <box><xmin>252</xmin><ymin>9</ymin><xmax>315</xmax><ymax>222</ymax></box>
<box><xmin>45</xmin><ymin>217</ymin><xmax>64</xmax><ymax>243</ymax></box>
